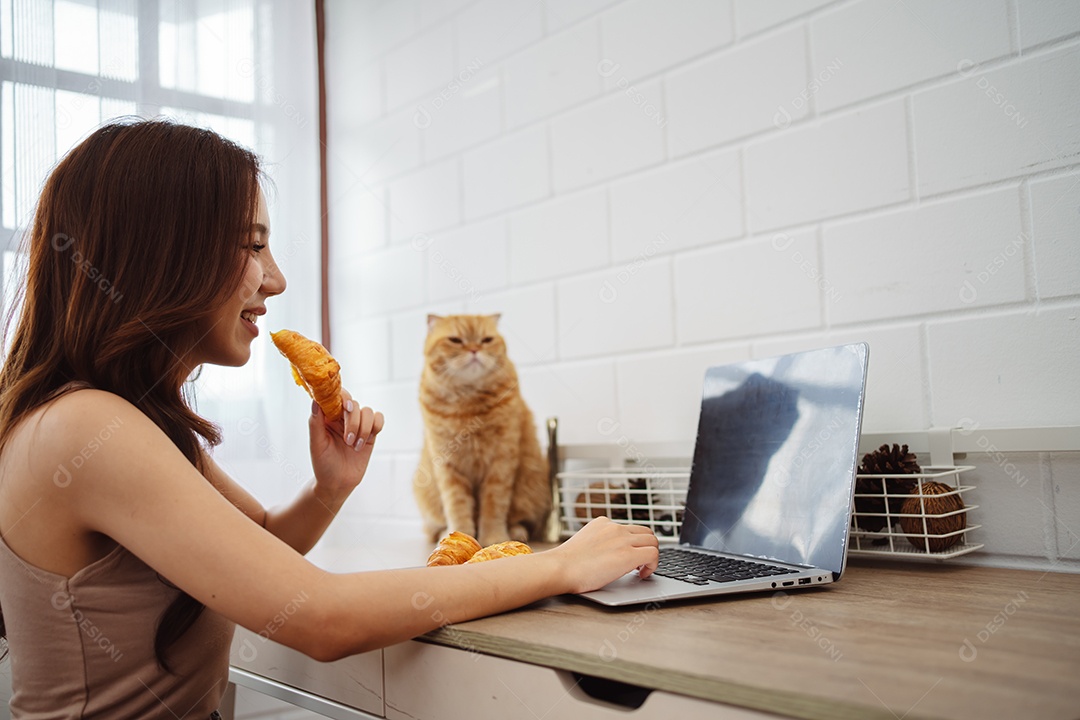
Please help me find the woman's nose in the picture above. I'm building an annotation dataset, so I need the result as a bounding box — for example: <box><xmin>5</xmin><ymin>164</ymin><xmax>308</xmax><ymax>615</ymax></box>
<box><xmin>262</xmin><ymin>256</ymin><xmax>287</xmax><ymax>296</ymax></box>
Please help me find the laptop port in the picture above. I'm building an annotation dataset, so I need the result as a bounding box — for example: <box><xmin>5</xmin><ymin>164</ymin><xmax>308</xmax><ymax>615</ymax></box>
<box><xmin>782</xmin><ymin>581</ymin><xmax>795</xmax><ymax>587</ymax></box>
<box><xmin>799</xmin><ymin>577</ymin><xmax>811</xmax><ymax>585</ymax></box>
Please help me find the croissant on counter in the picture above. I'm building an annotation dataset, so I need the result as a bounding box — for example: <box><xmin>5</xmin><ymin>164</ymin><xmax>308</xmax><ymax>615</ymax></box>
<box><xmin>464</xmin><ymin>540</ymin><xmax>532</xmax><ymax>563</ymax></box>
<box><xmin>426</xmin><ymin>531</ymin><xmax>483</xmax><ymax>567</ymax></box>
<box><xmin>270</xmin><ymin>329</ymin><xmax>343</xmax><ymax>422</ymax></box>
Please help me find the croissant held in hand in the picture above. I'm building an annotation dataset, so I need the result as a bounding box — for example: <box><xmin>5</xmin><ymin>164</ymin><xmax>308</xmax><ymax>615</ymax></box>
<box><xmin>465</xmin><ymin>541</ymin><xmax>532</xmax><ymax>563</ymax></box>
<box><xmin>426</xmin><ymin>532</ymin><xmax>483</xmax><ymax>567</ymax></box>
<box><xmin>270</xmin><ymin>329</ymin><xmax>343</xmax><ymax>422</ymax></box>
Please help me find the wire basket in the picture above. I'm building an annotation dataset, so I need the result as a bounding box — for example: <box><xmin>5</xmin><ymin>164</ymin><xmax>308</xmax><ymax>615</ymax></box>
<box><xmin>554</xmin><ymin>463</ymin><xmax>982</xmax><ymax>560</ymax></box>
<box><xmin>850</xmin><ymin>466</ymin><xmax>982</xmax><ymax>559</ymax></box>
<box><xmin>556</xmin><ymin>467</ymin><xmax>690</xmax><ymax>540</ymax></box>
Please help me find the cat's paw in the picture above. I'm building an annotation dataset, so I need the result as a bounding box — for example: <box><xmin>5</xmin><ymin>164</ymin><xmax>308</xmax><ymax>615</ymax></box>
<box><xmin>479</xmin><ymin>527</ymin><xmax>511</xmax><ymax>546</ymax></box>
<box><xmin>509</xmin><ymin>524</ymin><xmax>529</xmax><ymax>543</ymax></box>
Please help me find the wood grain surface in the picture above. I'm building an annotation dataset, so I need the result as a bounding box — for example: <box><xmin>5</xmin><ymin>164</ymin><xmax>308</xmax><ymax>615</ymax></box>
<box><xmin>311</xmin><ymin>541</ymin><xmax>1080</xmax><ymax>720</ymax></box>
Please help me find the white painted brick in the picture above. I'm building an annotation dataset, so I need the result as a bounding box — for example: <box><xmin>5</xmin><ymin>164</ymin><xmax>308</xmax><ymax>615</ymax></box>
<box><xmin>337</xmin><ymin>454</ymin><xmax>396</xmax><ymax>521</ymax></box>
<box><xmin>325</xmin><ymin>0</ymin><xmax>415</xmax><ymax>62</ymax></box>
<box><xmin>420</xmin><ymin>63</ymin><xmax>502</xmax><ymax>162</ymax></box>
<box><xmin>600</xmin><ymin>0</ymin><xmax>734</xmax><ymax>88</ymax></box>
<box><xmin>755</xmin><ymin>325</ymin><xmax>929</xmax><ymax>433</ymax></box>
<box><xmin>610</xmin><ymin>149</ymin><xmax>742</xmax><ymax>263</ymax></box>
<box><xmin>456</xmin><ymin>0</ymin><xmax>545</xmax><ymax>64</ymax></box>
<box><xmin>462</xmin><ymin>125</ymin><xmax>549</xmax><ymax>219</ymax></box>
<box><xmin>1050</xmin><ymin>453</ymin><xmax>1080</xmax><ymax>559</ymax></box>
<box><xmin>466</xmin><ymin>283</ymin><xmax>558</xmax><ymax>365</ymax></box>
<box><xmin>334</xmin><ymin>316</ymin><xmax>391</xmax><ymax>386</ymax></box>
<box><xmin>424</xmin><ymin>218</ymin><xmax>508</xmax><ymax>303</ymax></box>
<box><xmin>418</xmin><ymin>0</ymin><xmax>472</xmax><ymax>29</ymax></box>
<box><xmin>356</xmin><ymin>245</ymin><xmax>425</xmax><ymax>316</ymax></box>
<box><xmin>961</xmin><ymin>454</ymin><xmax>1050</xmax><ymax>558</ymax></box>
<box><xmin>735</xmin><ymin>0</ymin><xmax>833</xmax><ymax>37</ymax></box>
<box><xmin>1030</xmin><ymin>171</ymin><xmax>1080</xmax><ymax>300</ymax></box>
<box><xmin>914</xmin><ymin>46</ymin><xmax>1080</xmax><ymax>196</ymax></box>
<box><xmin>928</xmin><ymin>304</ymin><xmax>1080</xmax><ymax>428</ymax></box>
<box><xmin>666</xmin><ymin>27</ymin><xmax>807</xmax><ymax>157</ymax></box>
<box><xmin>333</xmin><ymin>107</ymin><xmax>421</xmax><ymax>186</ymax></box>
<box><xmin>509</xmin><ymin>187</ymin><xmax>608</xmax><ymax>284</ymax></box>
<box><xmin>550</xmin><ymin>80</ymin><xmax>666</xmax><ymax>192</ymax></box>
<box><xmin>557</xmin><ymin>258</ymin><xmax>675</xmax><ymax>359</ymax></box>
<box><xmin>744</xmin><ymin>100</ymin><xmax>909</xmax><ymax>231</ymax></box>
<box><xmin>824</xmin><ymin>187</ymin><xmax>1026</xmax><ymax>324</ymax></box>
<box><xmin>674</xmin><ymin>230</ymin><xmax>822</xmax><ymax>343</ymax></box>
<box><xmin>389</xmin><ymin>158</ymin><xmax>460</xmax><ymax>241</ymax></box>
<box><xmin>328</xmin><ymin>179</ymin><xmax>386</xmax><ymax>258</ymax></box>
<box><xmin>617</xmin><ymin>344</ymin><xmax>751</xmax><ymax>443</ymax></box>
<box><xmin>517</xmin><ymin>360</ymin><xmax>619</xmax><ymax>445</ymax></box>
<box><xmin>812</xmin><ymin>0</ymin><xmax>1011</xmax><ymax>113</ymax></box>
<box><xmin>390</xmin><ymin>453</ymin><xmax>425</xmax><ymax>520</ymax></box>
<box><xmin>505</xmin><ymin>21</ymin><xmax>602</xmax><ymax>129</ymax></box>
<box><xmin>1018</xmin><ymin>0</ymin><xmax>1080</xmax><ymax>49</ymax></box>
<box><xmin>545</xmin><ymin>0</ymin><xmax>618</xmax><ymax>32</ymax></box>
<box><xmin>355</xmin><ymin>381</ymin><xmax>424</xmax><ymax>452</ymax></box>
<box><xmin>390</xmin><ymin>300</ymin><xmax>466</xmax><ymax>382</ymax></box>
<box><xmin>325</xmin><ymin>57</ymin><xmax>382</xmax><ymax>127</ymax></box>
<box><xmin>385</xmin><ymin>23</ymin><xmax>455</xmax><ymax>111</ymax></box>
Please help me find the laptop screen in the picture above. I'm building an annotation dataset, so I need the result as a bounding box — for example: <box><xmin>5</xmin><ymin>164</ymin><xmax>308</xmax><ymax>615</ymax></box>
<box><xmin>681</xmin><ymin>343</ymin><xmax>868</xmax><ymax>577</ymax></box>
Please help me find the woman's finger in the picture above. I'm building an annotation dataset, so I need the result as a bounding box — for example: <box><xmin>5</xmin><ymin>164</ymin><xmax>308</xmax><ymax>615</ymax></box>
<box><xmin>354</xmin><ymin>407</ymin><xmax>375</xmax><ymax>451</ymax></box>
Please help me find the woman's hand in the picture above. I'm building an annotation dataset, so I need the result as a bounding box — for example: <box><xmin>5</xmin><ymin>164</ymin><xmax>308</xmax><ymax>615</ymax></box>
<box><xmin>308</xmin><ymin>389</ymin><xmax>384</xmax><ymax>502</ymax></box>
<box><xmin>549</xmin><ymin>517</ymin><xmax>660</xmax><ymax>594</ymax></box>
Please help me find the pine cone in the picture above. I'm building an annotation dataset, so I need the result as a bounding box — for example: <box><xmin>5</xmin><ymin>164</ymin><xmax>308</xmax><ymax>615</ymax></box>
<box><xmin>853</xmin><ymin>444</ymin><xmax>921</xmax><ymax>533</ymax></box>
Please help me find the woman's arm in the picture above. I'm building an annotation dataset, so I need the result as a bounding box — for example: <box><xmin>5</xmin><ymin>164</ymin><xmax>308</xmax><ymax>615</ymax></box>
<box><xmin>200</xmin><ymin>458</ymin><xmax>340</xmax><ymax>556</ymax></box>
<box><xmin>265</xmin><ymin>396</ymin><xmax>384</xmax><ymax>554</ymax></box>
<box><xmin>202</xmin><ymin>393</ymin><xmax>384</xmax><ymax>555</ymax></box>
<box><xmin>49</xmin><ymin>390</ymin><xmax>657</xmax><ymax>662</ymax></box>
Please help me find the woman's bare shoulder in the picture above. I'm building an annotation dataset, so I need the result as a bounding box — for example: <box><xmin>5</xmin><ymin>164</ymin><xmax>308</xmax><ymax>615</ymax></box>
<box><xmin>16</xmin><ymin>388</ymin><xmax>150</xmax><ymax>465</ymax></box>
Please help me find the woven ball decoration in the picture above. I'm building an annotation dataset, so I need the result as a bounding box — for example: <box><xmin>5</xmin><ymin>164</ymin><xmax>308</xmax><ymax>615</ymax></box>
<box><xmin>899</xmin><ymin>481</ymin><xmax>967</xmax><ymax>552</ymax></box>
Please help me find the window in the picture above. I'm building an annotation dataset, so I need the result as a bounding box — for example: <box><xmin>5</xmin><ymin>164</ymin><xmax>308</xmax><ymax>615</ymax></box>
<box><xmin>0</xmin><ymin>0</ymin><xmax>320</xmax><ymax>507</ymax></box>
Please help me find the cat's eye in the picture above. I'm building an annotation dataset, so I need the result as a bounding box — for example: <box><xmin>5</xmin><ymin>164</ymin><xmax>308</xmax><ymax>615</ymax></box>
<box><xmin>481</xmin><ymin>337</ymin><xmax>494</xmax><ymax>343</ymax></box>
<box><xmin>448</xmin><ymin>337</ymin><xmax>463</xmax><ymax>344</ymax></box>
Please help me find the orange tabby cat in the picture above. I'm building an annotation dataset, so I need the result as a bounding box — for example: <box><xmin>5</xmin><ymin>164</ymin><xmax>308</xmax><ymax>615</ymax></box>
<box><xmin>413</xmin><ymin>314</ymin><xmax>550</xmax><ymax>546</ymax></box>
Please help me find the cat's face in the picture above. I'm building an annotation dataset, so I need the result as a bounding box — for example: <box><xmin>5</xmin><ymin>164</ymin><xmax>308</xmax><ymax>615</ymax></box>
<box><xmin>424</xmin><ymin>314</ymin><xmax>507</xmax><ymax>381</ymax></box>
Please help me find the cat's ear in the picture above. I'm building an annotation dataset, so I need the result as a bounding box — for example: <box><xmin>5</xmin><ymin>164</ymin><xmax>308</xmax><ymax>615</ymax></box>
<box><xmin>488</xmin><ymin>313</ymin><xmax>502</xmax><ymax>325</ymax></box>
<box><xmin>427</xmin><ymin>314</ymin><xmax>442</xmax><ymax>333</ymax></box>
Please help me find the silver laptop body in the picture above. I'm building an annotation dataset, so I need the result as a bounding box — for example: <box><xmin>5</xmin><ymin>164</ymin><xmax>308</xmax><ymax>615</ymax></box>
<box><xmin>579</xmin><ymin>342</ymin><xmax>869</xmax><ymax>606</ymax></box>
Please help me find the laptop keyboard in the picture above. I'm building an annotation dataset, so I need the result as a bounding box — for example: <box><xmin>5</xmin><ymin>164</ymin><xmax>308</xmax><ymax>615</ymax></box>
<box><xmin>654</xmin><ymin>547</ymin><xmax>800</xmax><ymax>586</ymax></box>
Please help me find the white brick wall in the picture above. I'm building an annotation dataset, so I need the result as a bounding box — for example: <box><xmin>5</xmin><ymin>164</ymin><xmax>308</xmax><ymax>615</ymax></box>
<box><xmin>324</xmin><ymin>0</ymin><xmax>1080</xmax><ymax>565</ymax></box>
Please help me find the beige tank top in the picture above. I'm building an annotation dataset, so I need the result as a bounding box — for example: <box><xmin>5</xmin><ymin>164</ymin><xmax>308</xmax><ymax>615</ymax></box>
<box><xmin>0</xmin><ymin>523</ymin><xmax>234</xmax><ymax>718</ymax></box>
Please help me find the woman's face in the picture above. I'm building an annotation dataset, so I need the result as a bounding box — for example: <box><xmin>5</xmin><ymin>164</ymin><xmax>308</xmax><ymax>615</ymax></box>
<box><xmin>194</xmin><ymin>189</ymin><xmax>286</xmax><ymax>367</ymax></box>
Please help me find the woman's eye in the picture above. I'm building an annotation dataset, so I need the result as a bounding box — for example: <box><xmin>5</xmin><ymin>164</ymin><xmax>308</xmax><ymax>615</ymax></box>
<box><xmin>481</xmin><ymin>337</ymin><xmax>493</xmax><ymax>343</ymax></box>
<box><xmin>448</xmin><ymin>337</ymin><xmax>463</xmax><ymax>344</ymax></box>
<box><xmin>250</xmin><ymin>243</ymin><xmax>266</xmax><ymax>253</ymax></box>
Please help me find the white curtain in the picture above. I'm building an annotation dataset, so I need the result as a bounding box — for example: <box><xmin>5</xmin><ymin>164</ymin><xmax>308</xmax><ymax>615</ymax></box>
<box><xmin>0</xmin><ymin>0</ymin><xmax>322</xmax><ymax>510</ymax></box>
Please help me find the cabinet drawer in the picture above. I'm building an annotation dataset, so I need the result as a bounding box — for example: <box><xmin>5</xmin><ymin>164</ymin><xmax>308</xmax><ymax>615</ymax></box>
<box><xmin>229</xmin><ymin>627</ymin><xmax>383</xmax><ymax>716</ymax></box>
<box><xmin>384</xmin><ymin>640</ymin><xmax>781</xmax><ymax>720</ymax></box>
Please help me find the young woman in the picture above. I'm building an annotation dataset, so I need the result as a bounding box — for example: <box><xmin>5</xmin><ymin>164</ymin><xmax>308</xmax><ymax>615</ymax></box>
<box><xmin>0</xmin><ymin>120</ymin><xmax>659</xmax><ymax>718</ymax></box>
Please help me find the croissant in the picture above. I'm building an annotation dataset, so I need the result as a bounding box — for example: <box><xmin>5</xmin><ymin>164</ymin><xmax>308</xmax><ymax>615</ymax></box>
<box><xmin>270</xmin><ymin>329</ymin><xmax>343</xmax><ymax>422</ymax></box>
<box><xmin>426</xmin><ymin>532</ymin><xmax>483</xmax><ymax>567</ymax></box>
<box><xmin>465</xmin><ymin>541</ymin><xmax>533</xmax><ymax>563</ymax></box>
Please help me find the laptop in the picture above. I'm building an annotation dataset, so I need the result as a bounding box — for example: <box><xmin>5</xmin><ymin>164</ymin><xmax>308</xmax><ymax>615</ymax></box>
<box><xmin>578</xmin><ymin>342</ymin><xmax>869</xmax><ymax>606</ymax></box>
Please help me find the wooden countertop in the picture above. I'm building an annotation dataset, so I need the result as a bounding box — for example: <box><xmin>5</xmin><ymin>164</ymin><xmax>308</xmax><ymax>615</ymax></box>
<box><xmin>308</xmin><ymin>539</ymin><xmax>1080</xmax><ymax>720</ymax></box>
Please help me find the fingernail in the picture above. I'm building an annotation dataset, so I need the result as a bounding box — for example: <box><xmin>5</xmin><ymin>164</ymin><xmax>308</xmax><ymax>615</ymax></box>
<box><xmin>311</xmin><ymin>400</ymin><xmax>318</xmax><ymax>416</ymax></box>
<box><xmin>346</xmin><ymin>432</ymin><xmax>356</xmax><ymax>445</ymax></box>
<box><xmin>354</xmin><ymin>437</ymin><xmax>365</xmax><ymax>452</ymax></box>
<box><xmin>346</xmin><ymin>400</ymin><xmax>354</xmax><ymax>413</ymax></box>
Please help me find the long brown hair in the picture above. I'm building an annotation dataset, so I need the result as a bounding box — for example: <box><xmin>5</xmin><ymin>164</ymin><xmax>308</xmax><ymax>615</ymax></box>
<box><xmin>0</xmin><ymin>118</ymin><xmax>262</xmax><ymax>670</ymax></box>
